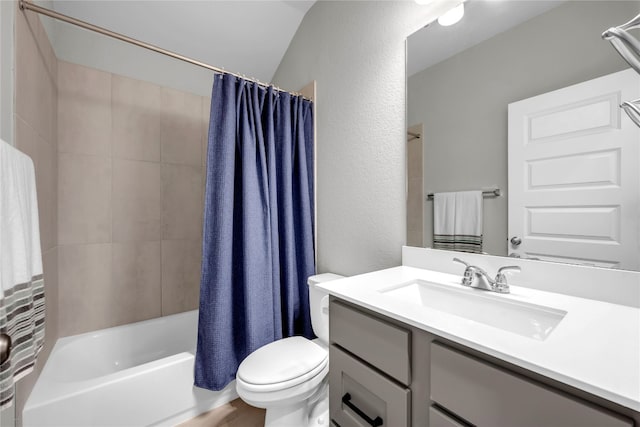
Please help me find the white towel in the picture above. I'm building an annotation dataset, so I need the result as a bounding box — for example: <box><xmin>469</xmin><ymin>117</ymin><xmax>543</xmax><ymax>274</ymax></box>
<box><xmin>0</xmin><ymin>138</ymin><xmax>45</xmax><ymax>409</ymax></box>
<box><xmin>433</xmin><ymin>191</ymin><xmax>483</xmax><ymax>253</ymax></box>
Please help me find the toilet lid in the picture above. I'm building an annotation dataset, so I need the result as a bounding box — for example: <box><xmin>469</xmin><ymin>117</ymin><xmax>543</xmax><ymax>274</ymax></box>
<box><xmin>237</xmin><ymin>336</ymin><xmax>328</xmax><ymax>387</ymax></box>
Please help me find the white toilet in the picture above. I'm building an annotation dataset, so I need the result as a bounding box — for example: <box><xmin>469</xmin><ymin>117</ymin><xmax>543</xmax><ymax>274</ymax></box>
<box><xmin>235</xmin><ymin>273</ymin><xmax>344</xmax><ymax>427</ymax></box>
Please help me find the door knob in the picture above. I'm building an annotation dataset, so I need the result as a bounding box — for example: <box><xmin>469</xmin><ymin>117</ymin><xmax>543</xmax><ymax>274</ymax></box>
<box><xmin>510</xmin><ymin>236</ymin><xmax>522</xmax><ymax>246</ymax></box>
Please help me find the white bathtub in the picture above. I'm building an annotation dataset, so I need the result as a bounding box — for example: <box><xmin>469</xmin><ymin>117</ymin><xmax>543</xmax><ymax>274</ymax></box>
<box><xmin>23</xmin><ymin>310</ymin><xmax>238</xmax><ymax>426</ymax></box>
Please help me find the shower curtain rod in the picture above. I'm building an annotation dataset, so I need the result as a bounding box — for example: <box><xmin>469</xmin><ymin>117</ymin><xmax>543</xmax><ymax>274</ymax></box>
<box><xmin>18</xmin><ymin>0</ymin><xmax>306</xmax><ymax>99</ymax></box>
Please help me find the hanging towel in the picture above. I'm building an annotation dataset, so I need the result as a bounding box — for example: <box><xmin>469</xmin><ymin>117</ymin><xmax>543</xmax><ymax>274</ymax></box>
<box><xmin>0</xmin><ymin>139</ymin><xmax>45</xmax><ymax>410</ymax></box>
<box><xmin>433</xmin><ymin>190</ymin><xmax>483</xmax><ymax>253</ymax></box>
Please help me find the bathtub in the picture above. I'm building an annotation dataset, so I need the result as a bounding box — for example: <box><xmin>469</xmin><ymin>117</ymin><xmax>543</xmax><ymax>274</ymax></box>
<box><xmin>23</xmin><ymin>310</ymin><xmax>238</xmax><ymax>426</ymax></box>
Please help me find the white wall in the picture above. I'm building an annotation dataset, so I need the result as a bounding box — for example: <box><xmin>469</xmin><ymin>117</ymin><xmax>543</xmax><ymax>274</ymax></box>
<box><xmin>271</xmin><ymin>1</ymin><xmax>456</xmax><ymax>276</ymax></box>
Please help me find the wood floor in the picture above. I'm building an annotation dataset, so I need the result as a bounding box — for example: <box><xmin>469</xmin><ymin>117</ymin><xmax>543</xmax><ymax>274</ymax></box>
<box><xmin>178</xmin><ymin>399</ymin><xmax>265</xmax><ymax>427</ymax></box>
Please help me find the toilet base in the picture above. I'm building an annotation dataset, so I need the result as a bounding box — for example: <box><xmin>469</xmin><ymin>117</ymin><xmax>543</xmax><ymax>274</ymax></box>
<box><xmin>263</xmin><ymin>382</ymin><xmax>329</xmax><ymax>427</ymax></box>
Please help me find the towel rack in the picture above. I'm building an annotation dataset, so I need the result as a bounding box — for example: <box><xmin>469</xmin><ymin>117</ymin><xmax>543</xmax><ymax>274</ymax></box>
<box><xmin>602</xmin><ymin>13</ymin><xmax>640</xmax><ymax>128</ymax></box>
<box><xmin>602</xmin><ymin>13</ymin><xmax>640</xmax><ymax>75</ymax></box>
<box><xmin>426</xmin><ymin>188</ymin><xmax>501</xmax><ymax>201</ymax></box>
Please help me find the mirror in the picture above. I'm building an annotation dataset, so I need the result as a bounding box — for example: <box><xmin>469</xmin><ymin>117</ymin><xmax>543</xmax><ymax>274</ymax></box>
<box><xmin>407</xmin><ymin>1</ymin><xmax>640</xmax><ymax>270</ymax></box>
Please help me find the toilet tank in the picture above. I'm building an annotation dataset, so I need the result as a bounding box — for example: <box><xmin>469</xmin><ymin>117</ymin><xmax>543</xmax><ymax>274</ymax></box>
<box><xmin>307</xmin><ymin>273</ymin><xmax>344</xmax><ymax>344</ymax></box>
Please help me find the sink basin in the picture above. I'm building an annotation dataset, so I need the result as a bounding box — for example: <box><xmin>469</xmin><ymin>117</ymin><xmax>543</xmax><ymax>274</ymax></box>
<box><xmin>380</xmin><ymin>280</ymin><xmax>566</xmax><ymax>341</ymax></box>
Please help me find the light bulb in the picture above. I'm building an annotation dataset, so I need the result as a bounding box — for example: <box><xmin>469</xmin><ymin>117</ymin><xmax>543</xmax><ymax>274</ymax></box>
<box><xmin>438</xmin><ymin>3</ymin><xmax>465</xmax><ymax>26</ymax></box>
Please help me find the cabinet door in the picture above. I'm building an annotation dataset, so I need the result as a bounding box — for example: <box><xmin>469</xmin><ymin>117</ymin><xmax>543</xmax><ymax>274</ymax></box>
<box><xmin>330</xmin><ymin>345</ymin><xmax>410</xmax><ymax>427</ymax></box>
<box><xmin>430</xmin><ymin>342</ymin><xmax>633</xmax><ymax>427</ymax></box>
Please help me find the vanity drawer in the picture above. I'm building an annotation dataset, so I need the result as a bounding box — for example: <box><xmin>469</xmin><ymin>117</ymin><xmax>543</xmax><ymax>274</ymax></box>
<box><xmin>430</xmin><ymin>342</ymin><xmax>633</xmax><ymax>427</ymax></box>
<box><xmin>330</xmin><ymin>300</ymin><xmax>410</xmax><ymax>385</ymax></box>
<box><xmin>329</xmin><ymin>344</ymin><xmax>410</xmax><ymax>427</ymax></box>
<box><xmin>429</xmin><ymin>406</ymin><xmax>471</xmax><ymax>427</ymax></box>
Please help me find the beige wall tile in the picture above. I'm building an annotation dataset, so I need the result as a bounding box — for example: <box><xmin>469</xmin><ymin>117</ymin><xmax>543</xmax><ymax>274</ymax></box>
<box><xmin>45</xmin><ymin>32</ymin><xmax>58</xmax><ymax>88</ymax></box>
<box><xmin>112</xmin><ymin>241</ymin><xmax>162</xmax><ymax>323</ymax></box>
<box><xmin>15</xmin><ymin>117</ymin><xmax>57</xmax><ymax>252</ymax></box>
<box><xmin>58</xmin><ymin>243</ymin><xmax>113</xmax><ymax>337</ymax></box>
<box><xmin>15</xmin><ymin>8</ymin><xmax>55</xmax><ymax>142</ymax></box>
<box><xmin>407</xmin><ymin>176</ymin><xmax>424</xmax><ymax>248</ymax></box>
<box><xmin>58</xmin><ymin>61</ymin><xmax>111</xmax><ymax>157</ymax></box>
<box><xmin>161</xmin><ymin>239</ymin><xmax>201</xmax><ymax>315</ymax></box>
<box><xmin>407</xmin><ymin>124</ymin><xmax>423</xmax><ymax>247</ymax></box>
<box><xmin>162</xmin><ymin>163</ymin><xmax>203</xmax><ymax>240</ymax></box>
<box><xmin>58</xmin><ymin>153</ymin><xmax>111</xmax><ymax>245</ymax></box>
<box><xmin>407</xmin><ymin>139</ymin><xmax>423</xmax><ymax>181</ymax></box>
<box><xmin>112</xmin><ymin>75</ymin><xmax>162</xmax><ymax>161</ymax></box>
<box><xmin>42</xmin><ymin>247</ymin><xmax>59</xmax><ymax>357</ymax></box>
<box><xmin>36</xmin><ymin>131</ymin><xmax>57</xmax><ymax>252</ymax></box>
<box><xmin>161</xmin><ymin>87</ymin><xmax>202</xmax><ymax>166</ymax></box>
<box><xmin>53</xmin><ymin>64</ymin><xmax>210</xmax><ymax>342</ymax></box>
<box><xmin>59</xmin><ymin>242</ymin><xmax>163</xmax><ymax>337</ymax></box>
<box><xmin>23</xmin><ymin>6</ymin><xmax>56</xmax><ymax>84</ymax></box>
<box><xmin>112</xmin><ymin>159</ymin><xmax>161</xmax><ymax>242</ymax></box>
<box><xmin>15</xmin><ymin>116</ymin><xmax>38</xmax><ymax>165</ymax></box>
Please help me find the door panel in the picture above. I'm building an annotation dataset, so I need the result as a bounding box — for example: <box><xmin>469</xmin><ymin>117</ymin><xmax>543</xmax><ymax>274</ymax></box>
<box><xmin>508</xmin><ymin>69</ymin><xmax>640</xmax><ymax>269</ymax></box>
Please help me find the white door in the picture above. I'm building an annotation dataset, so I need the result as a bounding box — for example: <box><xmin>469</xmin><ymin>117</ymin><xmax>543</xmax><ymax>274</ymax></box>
<box><xmin>508</xmin><ymin>68</ymin><xmax>640</xmax><ymax>269</ymax></box>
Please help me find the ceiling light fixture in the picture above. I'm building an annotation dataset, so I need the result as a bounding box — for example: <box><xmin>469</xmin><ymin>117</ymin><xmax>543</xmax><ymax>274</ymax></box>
<box><xmin>438</xmin><ymin>3</ymin><xmax>465</xmax><ymax>27</ymax></box>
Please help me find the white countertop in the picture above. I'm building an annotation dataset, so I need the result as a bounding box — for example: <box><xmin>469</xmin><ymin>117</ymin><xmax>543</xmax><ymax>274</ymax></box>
<box><xmin>318</xmin><ymin>266</ymin><xmax>640</xmax><ymax>412</ymax></box>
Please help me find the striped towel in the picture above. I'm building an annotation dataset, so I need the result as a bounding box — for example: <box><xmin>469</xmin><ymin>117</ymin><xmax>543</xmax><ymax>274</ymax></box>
<box><xmin>0</xmin><ymin>139</ymin><xmax>45</xmax><ymax>409</ymax></box>
<box><xmin>433</xmin><ymin>191</ymin><xmax>483</xmax><ymax>253</ymax></box>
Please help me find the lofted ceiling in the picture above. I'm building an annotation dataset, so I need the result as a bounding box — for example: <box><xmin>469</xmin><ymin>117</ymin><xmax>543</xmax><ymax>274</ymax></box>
<box><xmin>43</xmin><ymin>0</ymin><xmax>315</xmax><ymax>85</ymax></box>
<box><xmin>35</xmin><ymin>1</ymin><xmax>568</xmax><ymax>94</ymax></box>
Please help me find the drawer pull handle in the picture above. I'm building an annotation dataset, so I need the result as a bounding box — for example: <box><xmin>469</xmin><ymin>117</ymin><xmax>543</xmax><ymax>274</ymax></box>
<box><xmin>342</xmin><ymin>393</ymin><xmax>383</xmax><ymax>427</ymax></box>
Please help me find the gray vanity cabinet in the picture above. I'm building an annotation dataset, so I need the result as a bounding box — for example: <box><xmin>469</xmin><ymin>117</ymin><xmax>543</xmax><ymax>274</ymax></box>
<box><xmin>428</xmin><ymin>406</ymin><xmax>468</xmax><ymax>427</ymax></box>
<box><xmin>430</xmin><ymin>342</ymin><xmax>633</xmax><ymax>427</ymax></box>
<box><xmin>329</xmin><ymin>345</ymin><xmax>410</xmax><ymax>427</ymax></box>
<box><xmin>329</xmin><ymin>300</ymin><xmax>412</xmax><ymax>427</ymax></box>
<box><xmin>328</xmin><ymin>297</ymin><xmax>639</xmax><ymax>427</ymax></box>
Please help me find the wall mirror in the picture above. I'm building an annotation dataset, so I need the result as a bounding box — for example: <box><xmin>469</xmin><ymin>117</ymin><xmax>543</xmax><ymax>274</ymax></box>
<box><xmin>407</xmin><ymin>0</ymin><xmax>640</xmax><ymax>270</ymax></box>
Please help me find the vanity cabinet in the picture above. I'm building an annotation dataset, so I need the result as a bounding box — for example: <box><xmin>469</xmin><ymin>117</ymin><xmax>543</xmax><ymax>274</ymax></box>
<box><xmin>329</xmin><ymin>345</ymin><xmax>410</xmax><ymax>427</ymax></box>
<box><xmin>328</xmin><ymin>297</ymin><xmax>639</xmax><ymax>427</ymax></box>
<box><xmin>329</xmin><ymin>300</ymin><xmax>412</xmax><ymax>426</ymax></box>
<box><xmin>430</xmin><ymin>343</ymin><xmax>632</xmax><ymax>427</ymax></box>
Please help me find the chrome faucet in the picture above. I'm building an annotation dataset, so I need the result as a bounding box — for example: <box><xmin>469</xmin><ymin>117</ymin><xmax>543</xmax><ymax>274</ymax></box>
<box><xmin>453</xmin><ymin>258</ymin><xmax>520</xmax><ymax>294</ymax></box>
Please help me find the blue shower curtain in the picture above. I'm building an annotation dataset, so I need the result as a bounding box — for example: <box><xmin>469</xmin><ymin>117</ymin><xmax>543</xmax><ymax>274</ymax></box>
<box><xmin>195</xmin><ymin>75</ymin><xmax>316</xmax><ymax>391</ymax></box>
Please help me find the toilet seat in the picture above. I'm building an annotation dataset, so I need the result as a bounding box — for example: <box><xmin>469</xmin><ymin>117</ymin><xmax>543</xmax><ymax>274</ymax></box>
<box><xmin>237</xmin><ymin>336</ymin><xmax>328</xmax><ymax>393</ymax></box>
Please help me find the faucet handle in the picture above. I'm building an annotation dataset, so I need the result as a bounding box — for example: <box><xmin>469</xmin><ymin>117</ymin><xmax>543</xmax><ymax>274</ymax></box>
<box><xmin>494</xmin><ymin>266</ymin><xmax>520</xmax><ymax>293</ymax></box>
<box><xmin>452</xmin><ymin>258</ymin><xmax>473</xmax><ymax>286</ymax></box>
<box><xmin>497</xmin><ymin>265</ymin><xmax>521</xmax><ymax>275</ymax></box>
<box><xmin>452</xmin><ymin>257</ymin><xmax>470</xmax><ymax>267</ymax></box>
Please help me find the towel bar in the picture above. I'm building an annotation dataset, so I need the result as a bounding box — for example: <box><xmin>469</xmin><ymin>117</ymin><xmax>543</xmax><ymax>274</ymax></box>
<box><xmin>426</xmin><ymin>188</ymin><xmax>501</xmax><ymax>201</ymax></box>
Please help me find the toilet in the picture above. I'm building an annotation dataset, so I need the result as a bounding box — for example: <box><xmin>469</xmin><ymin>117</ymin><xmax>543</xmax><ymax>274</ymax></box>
<box><xmin>235</xmin><ymin>273</ymin><xmax>344</xmax><ymax>427</ymax></box>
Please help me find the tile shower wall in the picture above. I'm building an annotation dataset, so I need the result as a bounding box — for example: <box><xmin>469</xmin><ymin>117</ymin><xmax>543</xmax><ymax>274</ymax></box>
<box><xmin>13</xmin><ymin>5</ymin><xmax>59</xmax><ymax>425</ymax></box>
<box><xmin>57</xmin><ymin>60</ymin><xmax>211</xmax><ymax>337</ymax></box>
